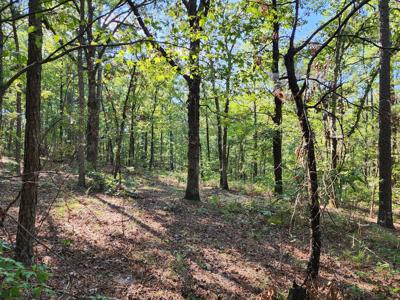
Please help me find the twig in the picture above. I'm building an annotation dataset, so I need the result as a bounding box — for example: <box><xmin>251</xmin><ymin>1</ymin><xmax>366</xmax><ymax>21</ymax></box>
<box><xmin>6</xmin><ymin>212</ymin><xmax>63</xmax><ymax>259</ymax></box>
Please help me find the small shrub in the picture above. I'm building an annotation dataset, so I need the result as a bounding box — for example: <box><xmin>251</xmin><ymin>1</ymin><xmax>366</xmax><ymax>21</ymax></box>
<box><xmin>0</xmin><ymin>240</ymin><xmax>54</xmax><ymax>299</ymax></box>
<box><xmin>87</xmin><ymin>171</ymin><xmax>136</xmax><ymax>196</ymax></box>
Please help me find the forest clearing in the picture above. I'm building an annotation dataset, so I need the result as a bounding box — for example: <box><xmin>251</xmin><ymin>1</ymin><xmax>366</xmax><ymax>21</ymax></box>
<box><xmin>0</xmin><ymin>0</ymin><xmax>400</xmax><ymax>299</ymax></box>
<box><xmin>1</xmin><ymin>157</ymin><xmax>399</xmax><ymax>299</ymax></box>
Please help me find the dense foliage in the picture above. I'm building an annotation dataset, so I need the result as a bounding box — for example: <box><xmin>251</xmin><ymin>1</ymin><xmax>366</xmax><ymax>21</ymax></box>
<box><xmin>0</xmin><ymin>0</ymin><xmax>398</xmax><ymax>297</ymax></box>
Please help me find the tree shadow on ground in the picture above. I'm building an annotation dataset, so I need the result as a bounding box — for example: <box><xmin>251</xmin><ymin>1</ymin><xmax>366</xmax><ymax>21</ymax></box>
<box><xmin>1</xmin><ymin>170</ymin><xmax>397</xmax><ymax>299</ymax></box>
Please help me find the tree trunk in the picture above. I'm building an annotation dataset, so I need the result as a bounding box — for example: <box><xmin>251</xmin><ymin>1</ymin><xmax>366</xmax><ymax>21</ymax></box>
<box><xmin>11</xmin><ymin>5</ymin><xmax>22</xmax><ymax>175</ymax></box>
<box><xmin>205</xmin><ymin>106</ymin><xmax>211</xmax><ymax>161</ymax></box>
<box><xmin>221</xmin><ymin>122</ymin><xmax>229</xmax><ymax>190</ymax></box>
<box><xmin>86</xmin><ymin>0</ymin><xmax>99</xmax><ymax>168</ymax></box>
<box><xmin>129</xmin><ymin>99</ymin><xmax>136</xmax><ymax>166</ymax></box>
<box><xmin>272</xmin><ymin>0</ymin><xmax>283</xmax><ymax>195</ymax></box>
<box><xmin>183</xmin><ymin>0</ymin><xmax>205</xmax><ymax>201</ymax></box>
<box><xmin>239</xmin><ymin>141</ymin><xmax>246</xmax><ymax>181</ymax></box>
<box><xmin>220</xmin><ymin>71</ymin><xmax>231</xmax><ymax>190</ymax></box>
<box><xmin>107</xmin><ymin>139</ymin><xmax>114</xmax><ymax>166</ymax></box>
<box><xmin>77</xmin><ymin>0</ymin><xmax>86</xmax><ymax>186</ymax></box>
<box><xmin>15</xmin><ymin>0</ymin><xmax>43</xmax><ymax>265</ymax></box>
<box><xmin>114</xmin><ymin>72</ymin><xmax>135</xmax><ymax>179</ymax></box>
<box><xmin>327</xmin><ymin>31</ymin><xmax>343</xmax><ymax>207</ymax></box>
<box><xmin>215</xmin><ymin>95</ymin><xmax>223</xmax><ymax>185</ymax></box>
<box><xmin>59</xmin><ymin>80</ymin><xmax>64</xmax><ymax>144</ymax></box>
<box><xmin>184</xmin><ymin>77</ymin><xmax>201</xmax><ymax>200</ymax></box>
<box><xmin>377</xmin><ymin>0</ymin><xmax>394</xmax><ymax>228</ymax></box>
<box><xmin>149</xmin><ymin>93</ymin><xmax>157</xmax><ymax>170</ymax></box>
<box><xmin>284</xmin><ymin>50</ymin><xmax>321</xmax><ymax>280</ymax></box>
<box><xmin>7</xmin><ymin>120</ymin><xmax>13</xmax><ymax>153</ymax></box>
<box><xmin>129</xmin><ymin>126</ymin><xmax>135</xmax><ymax>167</ymax></box>
<box><xmin>160</xmin><ymin>130</ymin><xmax>164</xmax><ymax>168</ymax></box>
<box><xmin>169</xmin><ymin>130</ymin><xmax>174</xmax><ymax>171</ymax></box>
<box><xmin>149</xmin><ymin>123</ymin><xmax>154</xmax><ymax>169</ymax></box>
<box><xmin>142</xmin><ymin>131</ymin><xmax>148</xmax><ymax>168</ymax></box>
<box><xmin>252</xmin><ymin>101</ymin><xmax>258</xmax><ymax>180</ymax></box>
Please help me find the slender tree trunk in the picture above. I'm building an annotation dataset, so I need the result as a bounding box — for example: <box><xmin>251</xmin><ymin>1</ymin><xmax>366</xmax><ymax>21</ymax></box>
<box><xmin>239</xmin><ymin>142</ymin><xmax>246</xmax><ymax>181</ymax></box>
<box><xmin>211</xmin><ymin>60</ymin><xmax>225</xmax><ymax>188</ymax></box>
<box><xmin>7</xmin><ymin>120</ymin><xmax>13</xmax><ymax>153</ymax></box>
<box><xmin>149</xmin><ymin>123</ymin><xmax>154</xmax><ymax>169</ymax></box>
<box><xmin>77</xmin><ymin>0</ymin><xmax>86</xmax><ymax>186</ymax></box>
<box><xmin>59</xmin><ymin>80</ymin><xmax>64</xmax><ymax>143</ymax></box>
<box><xmin>107</xmin><ymin>139</ymin><xmax>114</xmax><ymax>165</ymax></box>
<box><xmin>221</xmin><ymin>127</ymin><xmax>229</xmax><ymax>189</ymax></box>
<box><xmin>284</xmin><ymin>50</ymin><xmax>321</xmax><ymax>280</ymax></box>
<box><xmin>114</xmin><ymin>72</ymin><xmax>135</xmax><ymax>179</ymax></box>
<box><xmin>11</xmin><ymin>5</ymin><xmax>22</xmax><ymax>175</ymax></box>
<box><xmin>221</xmin><ymin>122</ymin><xmax>229</xmax><ymax>189</ymax></box>
<box><xmin>15</xmin><ymin>0</ymin><xmax>42</xmax><ymax>265</ymax></box>
<box><xmin>149</xmin><ymin>93</ymin><xmax>157</xmax><ymax>170</ymax></box>
<box><xmin>169</xmin><ymin>130</ymin><xmax>174</xmax><ymax>171</ymax></box>
<box><xmin>215</xmin><ymin>95</ymin><xmax>223</xmax><ymax>184</ymax></box>
<box><xmin>129</xmin><ymin>99</ymin><xmax>136</xmax><ymax>167</ymax></box>
<box><xmin>205</xmin><ymin>106</ymin><xmax>211</xmax><ymax>161</ymax></box>
<box><xmin>220</xmin><ymin>71</ymin><xmax>231</xmax><ymax>190</ymax></box>
<box><xmin>86</xmin><ymin>0</ymin><xmax>99</xmax><ymax>168</ymax></box>
<box><xmin>160</xmin><ymin>130</ymin><xmax>164</xmax><ymax>168</ymax></box>
<box><xmin>100</xmin><ymin>93</ymin><xmax>114</xmax><ymax>166</ymax></box>
<box><xmin>272</xmin><ymin>0</ymin><xmax>283</xmax><ymax>195</ymax></box>
<box><xmin>253</xmin><ymin>101</ymin><xmax>258</xmax><ymax>180</ymax></box>
<box><xmin>15</xmin><ymin>90</ymin><xmax>22</xmax><ymax>173</ymax></box>
<box><xmin>128</xmin><ymin>126</ymin><xmax>135</xmax><ymax>166</ymax></box>
<box><xmin>377</xmin><ymin>0</ymin><xmax>394</xmax><ymax>228</ymax></box>
<box><xmin>326</xmin><ymin>35</ymin><xmax>343</xmax><ymax>207</ymax></box>
<box><xmin>142</xmin><ymin>131</ymin><xmax>148</xmax><ymax>168</ymax></box>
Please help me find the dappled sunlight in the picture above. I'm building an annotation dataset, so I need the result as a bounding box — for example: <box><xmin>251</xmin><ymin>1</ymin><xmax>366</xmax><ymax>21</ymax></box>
<box><xmin>1</xmin><ymin>162</ymin><xmax>399</xmax><ymax>298</ymax></box>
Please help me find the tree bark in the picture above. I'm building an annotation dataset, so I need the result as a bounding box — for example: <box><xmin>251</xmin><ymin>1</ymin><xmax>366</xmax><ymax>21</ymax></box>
<box><xmin>284</xmin><ymin>50</ymin><xmax>321</xmax><ymax>281</ymax></box>
<box><xmin>11</xmin><ymin>4</ymin><xmax>22</xmax><ymax>175</ymax></box>
<box><xmin>85</xmin><ymin>0</ymin><xmax>99</xmax><ymax>168</ymax></box>
<box><xmin>220</xmin><ymin>64</ymin><xmax>231</xmax><ymax>190</ymax></box>
<box><xmin>15</xmin><ymin>0</ymin><xmax>43</xmax><ymax>265</ymax></box>
<box><xmin>272</xmin><ymin>0</ymin><xmax>283</xmax><ymax>195</ymax></box>
<box><xmin>184</xmin><ymin>76</ymin><xmax>201</xmax><ymax>200</ymax></box>
<box><xmin>377</xmin><ymin>0</ymin><xmax>394</xmax><ymax>228</ymax></box>
<box><xmin>252</xmin><ymin>100</ymin><xmax>258</xmax><ymax>180</ymax></box>
<box><xmin>149</xmin><ymin>91</ymin><xmax>157</xmax><ymax>170</ymax></box>
<box><xmin>128</xmin><ymin>96</ymin><xmax>137</xmax><ymax>167</ymax></box>
<box><xmin>169</xmin><ymin>130</ymin><xmax>174</xmax><ymax>171</ymax></box>
<box><xmin>221</xmin><ymin>113</ymin><xmax>229</xmax><ymax>189</ymax></box>
<box><xmin>215</xmin><ymin>94</ymin><xmax>223</xmax><ymax>182</ymax></box>
<box><xmin>205</xmin><ymin>106</ymin><xmax>211</xmax><ymax>161</ymax></box>
<box><xmin>183</xmin><ymin>0</ymin><xmax>207</xmax><ymax>201</ymax></box>
<box><xmin>59</xmin><ymin>79</ymin><xmax>64</xmax><ymax>144</ymax></box>
<box><xmin>77</xmin><ymin>0</ymin><xmax>86</xmax><ymax>186</ymax></box>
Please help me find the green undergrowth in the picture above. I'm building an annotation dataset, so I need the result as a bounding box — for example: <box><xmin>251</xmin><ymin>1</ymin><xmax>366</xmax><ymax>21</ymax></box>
<box><xmin>323</xmin><ymin>212</ymin><xmax>400</xmax><ymax>297</ymax></box>
<box><xmin>54</xmin><ymin>198</ymin><xmax>84</xmax><ymax>217</ymax></box>
<box><xmin>205</xmin><ymin>192</ymin><xmax>292</xmax><ymax>226</ymax></box>
<box><xmin>87</xmin><ymin>171</ymin><xmax>137</xmax><ymax>197</ymax></box>
<box><xmin>0</xmin><ymin>240</ymin><xmax>54</xmax><ymax>299</ymax></box>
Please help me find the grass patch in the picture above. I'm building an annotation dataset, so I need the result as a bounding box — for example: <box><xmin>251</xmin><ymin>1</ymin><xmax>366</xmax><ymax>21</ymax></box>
<box><xmin>54</xmin><ymin>198</ymin><xmax>83</xmax><ymax>217</ymax></box>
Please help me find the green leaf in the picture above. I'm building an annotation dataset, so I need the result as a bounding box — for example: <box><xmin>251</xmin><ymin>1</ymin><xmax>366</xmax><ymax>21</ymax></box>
<box><xmin>28</xmin><ymin>25</ymin><xmax>36</xmax><ymax>33</ymax></box>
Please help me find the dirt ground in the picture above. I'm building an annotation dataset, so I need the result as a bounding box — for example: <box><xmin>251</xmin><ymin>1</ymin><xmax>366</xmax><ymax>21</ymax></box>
<box><xmin>1</xmin><ymin>159</ymin><xmax>399</xmax><ymax>299</ymax></box>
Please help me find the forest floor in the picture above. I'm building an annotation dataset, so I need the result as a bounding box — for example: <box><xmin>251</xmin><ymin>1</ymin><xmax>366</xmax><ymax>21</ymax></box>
<box><xmin>0</xmin><ymin>157</ymin><xmax>399</xmax><ymax>299</ymax></box>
